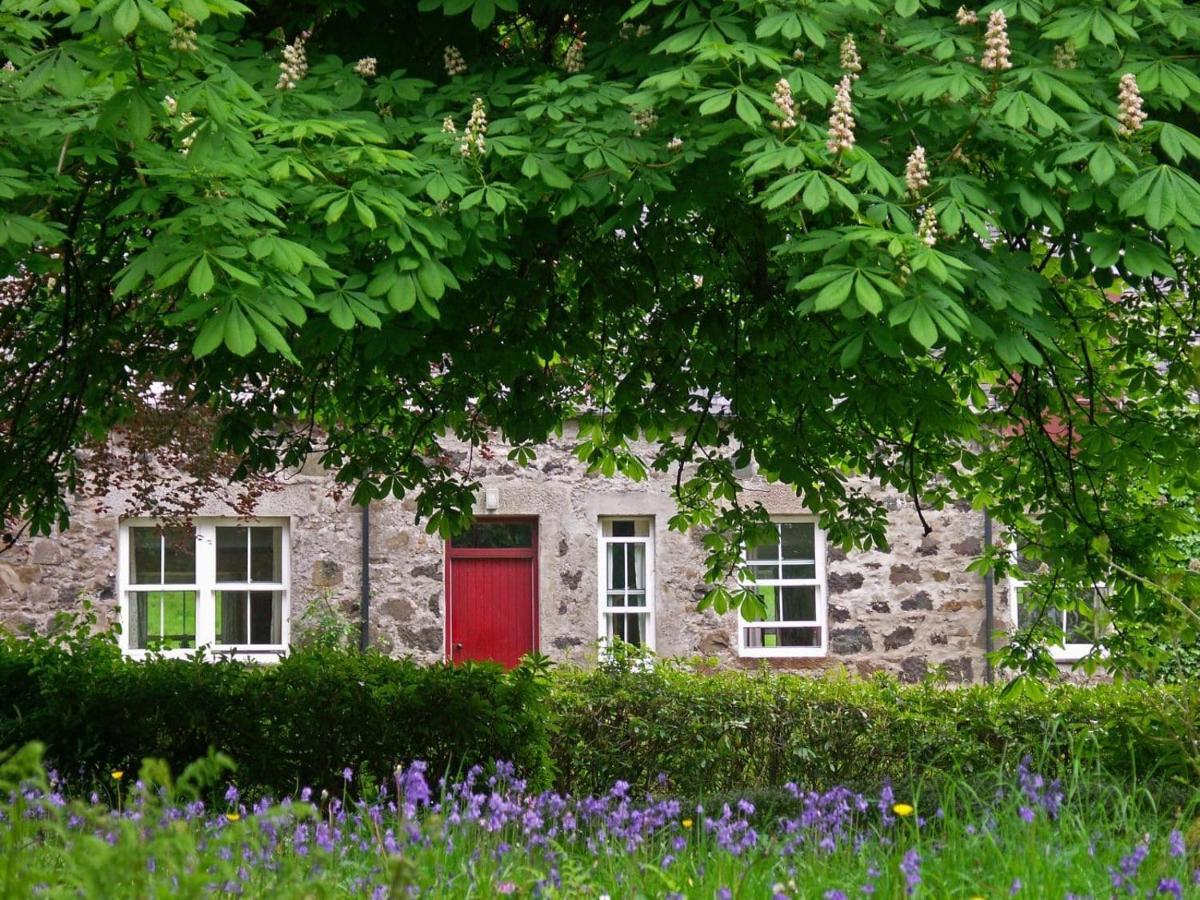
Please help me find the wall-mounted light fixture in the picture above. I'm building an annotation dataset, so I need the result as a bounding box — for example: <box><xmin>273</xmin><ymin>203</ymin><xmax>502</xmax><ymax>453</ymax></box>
<box><xmin>484</xmin><ymin>488</ymin><xmax>500</xmax><ymax>511</ymax></box>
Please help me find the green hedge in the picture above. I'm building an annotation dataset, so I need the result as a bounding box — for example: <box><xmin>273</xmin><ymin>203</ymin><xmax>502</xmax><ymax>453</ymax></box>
<box><xmin>3</xmin><ymin>631</ymin><xmax>1197</xmax><ymax>801</ymax></box>
<box><xmin>0</xmin><ymin>632</ymin><xmax>551</xmax><ymax>796</ymax></box>
<box><xmin>547</xmin><ymin>661</ymin><xmax>1200</xmax><ymax>797</ymax></box>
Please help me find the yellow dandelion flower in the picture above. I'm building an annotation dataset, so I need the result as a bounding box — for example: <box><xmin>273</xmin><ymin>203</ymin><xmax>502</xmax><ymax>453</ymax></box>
<box><xmin>893</xmin><ymin>803</ymin><xmax>915</xmax><ymax>817</ymax></box>
<box><xmin>111</xmin><ymin>770</ymin><xmax>124</xmax><ymax>781</ymax></box>
<box><xmin>225</xmin><ymin>812</ymin><xmax>240</xmax><ymax>822</ymax></box>
<box><xmin>682</xmin><ymin>818</ymin><xmax>693</xmax><ymax>829</ymax></box>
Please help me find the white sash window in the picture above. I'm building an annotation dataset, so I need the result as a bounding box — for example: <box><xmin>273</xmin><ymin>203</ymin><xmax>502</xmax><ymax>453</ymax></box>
<box><xmin>598</xmin><ymin>518</ymin><xmax>655</xmax><ymax>651</ymax></box>
<box><xmin>738</xmin><ymin>519</ymin><xmax>827</xmax><ymax>658</ymax></box>
<box><xmin>119</xmin><ymin>518</ymin><xmax>290</xmax><ymax>658</ymax></box>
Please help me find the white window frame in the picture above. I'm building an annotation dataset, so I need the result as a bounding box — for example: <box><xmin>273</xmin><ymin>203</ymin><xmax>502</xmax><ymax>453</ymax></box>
<box><xmin>1008</xmin><ymin>574</ymin><xmax>1106</xmax><ymax>662</ymax></box>
<box><xmin>737</xmin><ymin>516</ymin><xmax>828</xmax><ymax>658</ymax></box>
<box><xmin>597</xmin><ymin>517</ymin><xmax>656</xmax><ymax>652</ymax></box>
<box><xmin>118</xmin><ymin>517</ymin><xmax>291</xmax><ymax>661</ymax></box>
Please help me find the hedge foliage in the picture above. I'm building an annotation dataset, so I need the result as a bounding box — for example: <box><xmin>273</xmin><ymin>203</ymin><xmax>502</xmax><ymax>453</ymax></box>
<box><xmin>0</xmin><ymin>628</ymin><xmax>551</xmax><ymax>797</ymax></box>
<box><xmin>547</xmin><ymin>660</ymin><xmax>1200</xmax><ymax>798</ymax></box>
<box><xmin>3</xmin><ymin>628</ymin><xmax>1198</xmax><ymax>800</ymax></box>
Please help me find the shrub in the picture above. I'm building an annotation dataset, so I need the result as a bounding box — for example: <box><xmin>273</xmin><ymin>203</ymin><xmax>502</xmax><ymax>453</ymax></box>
<box><xmin>0</xmin><ymin>625</ymin><xmax>551</xmax><ymax>798</ymax></box>
<box><xmin>4</xmin><ymin>623</ymin><xmax>1198</xmax><ymax>804</ymax></box>
<box><xmin>547</xmin><ymin>658</ymin><xmax>1200</xmax><ymax>798</ymax></box>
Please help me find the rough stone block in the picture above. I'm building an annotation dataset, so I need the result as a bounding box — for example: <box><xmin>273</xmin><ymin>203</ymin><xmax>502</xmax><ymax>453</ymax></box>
<box><xmin>901</xmin><ymin>591</ymin><xmax>933</xmax><ymax>611</ymax></box>
<box><xmin>830</xmin><ymin>625</ymin><xmax>872</xmax><ymax>654</ymax></box>
<box><xmin>827</xmin><ymin>571</ymin><xmax>865</xmax><ymax>593</ymax></box>
<box><xmin>312</xmin><ymin>559</ymin><xmax>343</xmax><ymax>587</ymax></box>
<box><xmin>884</xmin><ymin>625</ymin><xmax>915</xmax><ymax>650</ymax></box>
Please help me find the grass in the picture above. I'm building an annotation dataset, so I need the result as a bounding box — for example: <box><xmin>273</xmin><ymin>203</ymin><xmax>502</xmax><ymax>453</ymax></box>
<box><xmin>2</xmin><ymin>742</ymin><xmax>1197</xmax><ymax>899</ymax></box>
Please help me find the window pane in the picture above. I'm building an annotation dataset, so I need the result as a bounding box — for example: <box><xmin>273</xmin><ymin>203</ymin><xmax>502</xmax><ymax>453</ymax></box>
<box><xmin>1062</xmin><ymin>607</ymin><xmax>1093</xmax><ymax>645</ymax></box>
<box><xmin>608</xmin><ymin>543</ymin><xmax>626</xmax><ymax>590</ymax></box>
<box><xmin>781</xmin><ymin>564</ymin><xmax>816</xmax><ymax>580</ymax></box>
<box><xmin>250</xmin><ymin>591</ymin><xmax>283</xmax><ymax>644</ymax></box>
<box><xmin>250</xmin><ymin>527</ymin><xmax>282</xmax><ymax>582</ymax></box>
<box><xmin>626</xmin><ymin>543</ymin><xmax>645</xmax><ymax>591</ymax></box>
<box><xmin>607</xmin><ymin>612</ymin><xmax>647</xmax><ymax>647</ymax></box>
<box><xmin>215</xmin><ymin>590</ymin><xmax>248</xmax><ymax>644</ymax></box>
<box><xmin>780</xmin><ymin>585</ymin><xmax>817</xmax><ymax>622</ymax></box>
<box><xmin>744</xmin><ymin>626</ymin><xmax>820</xmax><ymax>648</ymax></box>
<box><xmin>132</xmin><ymin>590</ymin><xmax>195</xmax><ymax>650</ymax></box>
<box><xmin>749</xmin><ymin>564</ymin><xmax>779</xmax><ymax>582</ymax></box>
<box><xmin>216</xmin><ymin>527</ymin><xmax>248</xmax><ymax>582</ymax></box>
<box><xmin>162</xmin><ymin>526</ymin><xmax>196</xmax><ymax>584</ymax></box>
<box><xmin>625</xmin><ymin>591</ymin><xmax>647</xmax><ymax>608</ymax></box>
<box><xmin>604</xmin><ymin>519</ymin><xmax>650</xmax><ymax>537</ymax></box>
<box><xmin>452</xmin><ymin>522</ymin><xmax>533</xmax><ymax>548</ymax></box>
<box><xmin>606</xmin><ymin>592</ymin><xmax>627</xmax><ymax>610</ymax></box>
<box><xmin>129</xmin><ymin>527</ymin><xmax>161</xmax><ymax>584</ymax></box>
<box><xmin>752</xmin><ymin>586</ymin><xmax>779</xmax><ymax>622</ymax></box>
<box><xmin>216</xmin><ymin>590</ymin><xmax>283</xmax><ymax>645</ymax></box>
<box><xmin>128</xmin><ymin>592</ymin><xmax>149</xmax><ymax>649</ymax></box>
<box><xmin>780</xmin><ymin>523</ymin><xmax>815</xmax><ymax>560</ymax></box>
<box><xmin>748</xmin><ymin>527</ymin><xmax>781</xmax><ymax>562</ymax></box>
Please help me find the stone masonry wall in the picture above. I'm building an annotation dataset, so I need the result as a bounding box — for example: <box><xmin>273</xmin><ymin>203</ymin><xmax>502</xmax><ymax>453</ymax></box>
<box><xmin>0</xmin><ymin>425</ymin><xmax>1012</xmax><ymax>682</ymax></box>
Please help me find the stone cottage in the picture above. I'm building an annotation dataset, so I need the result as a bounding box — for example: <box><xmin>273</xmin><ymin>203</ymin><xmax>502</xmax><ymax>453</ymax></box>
<box><xmin>0</xmin><ymin>425</ymin><xmax>1082</xmax><ymax>682</ymax></box>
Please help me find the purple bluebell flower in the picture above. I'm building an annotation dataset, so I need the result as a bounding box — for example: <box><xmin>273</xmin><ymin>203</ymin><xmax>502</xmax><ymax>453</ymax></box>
<box><xmin>1018</xmin><ymin>806</ymin><xmax>1035</xmax><ymax>824</ymax></box>
<box><xmin>1168</xmin><ymin>830</ymin><xmax>1184</xmax><ymax>858</ymax></box>
<box><xmin>900</xmin><ymin>849</ymin><xmax>921</xmax><ymax>896</ymax></box>
<box><xmin>825</xmin><ymin>891</ymin><xmax>848</xmax><ymax>900</ymax></box>
<box><xmin>1156</xmin><ymin>879</ymin><xmax>1183</xmax><ymax>898</ymax></box>
<box><xmin>1010</xmin><ymin>877</ymin><xmax>1021</xmax><ymax>894</ymax></box>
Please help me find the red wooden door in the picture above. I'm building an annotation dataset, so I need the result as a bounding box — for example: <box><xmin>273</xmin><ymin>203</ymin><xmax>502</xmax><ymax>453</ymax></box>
<box><xmin>446</xmin><ymin>521</ymin><xmax>538</xmax><ymax>668</ymax></box>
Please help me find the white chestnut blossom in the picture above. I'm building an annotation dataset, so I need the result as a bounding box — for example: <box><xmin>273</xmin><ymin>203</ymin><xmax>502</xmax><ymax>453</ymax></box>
<box><xmin>631</xmin><ymin>107</ymin><xmax>658</xmax><ymax>136</ymax></box>
<box><xmin>170</xmin><ymin>15</ymin><xmax>198</xmax><ymax>52</ymax></box>
<box><xmin>1</xmin><ymin>60</ymin><xmax>15</xmax><ymax>73</ymax></box>
<box><xmin>441</xmin><ymin>116</ymin><xmax>456</xmax><ymax>134</ymax></box>
<box><xmin>840</xmin><ymin>34</ymin><xmax>862</xmax><ymax>79</ymax></box>
<box><xmin>917</xmin><ymin>206</ymin><xmax>939</xmax><ymax>246</ymax></box>
<box><xmin>1117</xmin><ymin>73</ymin><xmax>1147</xmax><ymax>136</ymax></box>
<box><xmin>460</xmin><ymin>96</ymin><xmax>487</xmax><ymax>158</ymax></box>
<box><xmin>826</xmin><ymin>76</ymin><xmax>856</xmax><ymax>154</ymax></box>
<box><xmin>179</xmin><ymin>113</ymin><xmax>197</xmax><ymax>154</ymax></box>
<box><xmin>163</xmin><ymin>95</ymin><xmax>178</xmax><ymax>116</ymax></box>
<box><xmin>563</xmin><ymin>37</ymin><xmax>586</xmax><ymax>74</ymax></box>
<box><xmin>667</xmin><ymin>136</ymin><xmax>683</xmax><ymax>151</ymax></box>
<box><xmin>276</xmin><ymin>34</ymin><xmax>308</xmax><ymax>90</ymax></box>
<box><xmin>443</xmin><ymin>45</ymin><xmax>467</xmax><ymax>77</ymax></box>
<box><xmin>354</xmin><ymin>57</ymin><xmax>377</xmax><ymax>78</ymax></box>
<box><xmin>772</xmin><ymin>77</ymin><xmax>797</xmax><ymax>130</ymax></box>
<box><xmin>1052</xmin><ymin>43</ymin><xmax>1077</xmax><ymax>69</ymax></box>
<box><xmin>980</xmin><ymin>10</ymin><xmax>1012</xmax><ymax>72</ymax></box>
<box><xmin>955</xmin><ymin>6</ymin><xmax>978</xmax><ymax>25</ymax></box>
<box><xmin>905</xmin><ymin>145</ymin><xmax>930</xmax><ymax>195</ymax></box>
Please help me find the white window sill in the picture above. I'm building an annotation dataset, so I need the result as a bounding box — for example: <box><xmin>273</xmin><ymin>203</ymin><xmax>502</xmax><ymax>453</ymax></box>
<box><xmin>1049</xmin><ymin>644</ymin><xmax>1100</xmax><ymax>663</ymax></box>
<box><xmin>737</xmin><ymin>647</ymin><xmax>828</xmax><ymax>659</ymax></box>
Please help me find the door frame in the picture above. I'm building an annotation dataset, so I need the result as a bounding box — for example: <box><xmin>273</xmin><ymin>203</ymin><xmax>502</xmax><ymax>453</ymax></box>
<box><xmin>444</xmin><ymin>517</ymin><xmax>540</xmax><ymax>663</ymax></box>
